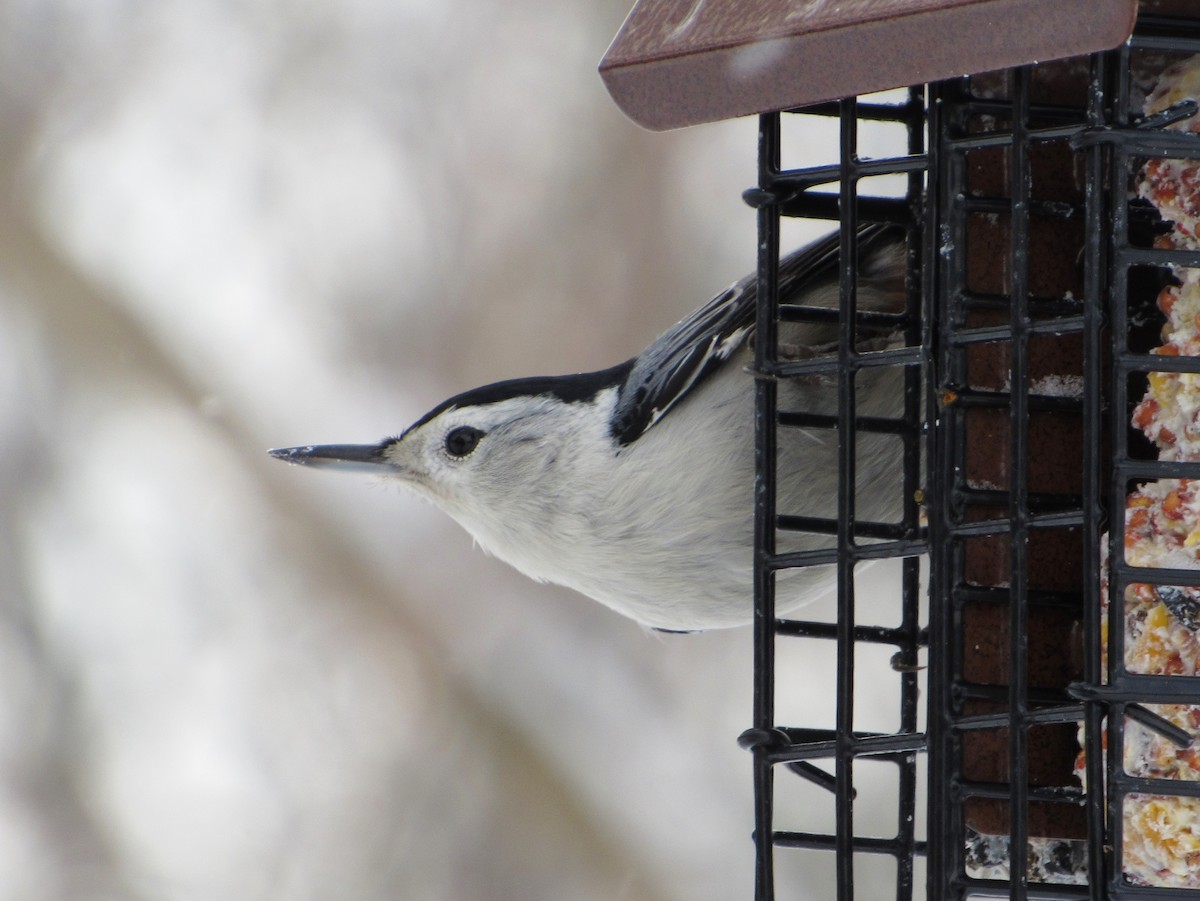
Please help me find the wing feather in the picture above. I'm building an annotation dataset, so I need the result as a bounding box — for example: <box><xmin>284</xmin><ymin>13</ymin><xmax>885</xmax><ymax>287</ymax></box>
<box><xmin>610</xmin><ymin>223</ymin><xmax>902</xmax><ymax>446</ymax></box>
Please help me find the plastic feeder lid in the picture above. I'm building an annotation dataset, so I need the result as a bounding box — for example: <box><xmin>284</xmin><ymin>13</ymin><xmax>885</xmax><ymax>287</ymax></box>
<box><xmin>599</xmin><ymin>0</ymin><xmax>1137</xmax><ymax>130</ymax></box>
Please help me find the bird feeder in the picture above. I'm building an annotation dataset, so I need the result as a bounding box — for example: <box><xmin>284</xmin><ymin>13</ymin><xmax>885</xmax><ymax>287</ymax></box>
<box><xmin>601</xmin><ymin>1</ymin><xmax>1200</xmax><ymax>898</ymax></box>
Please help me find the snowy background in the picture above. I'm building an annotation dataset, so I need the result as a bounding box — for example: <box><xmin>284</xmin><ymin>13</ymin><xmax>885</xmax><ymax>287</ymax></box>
<box><xmin>0</xmin><ymin>1</ymin><xmax>920</xmax><ymax>899</ymax></box>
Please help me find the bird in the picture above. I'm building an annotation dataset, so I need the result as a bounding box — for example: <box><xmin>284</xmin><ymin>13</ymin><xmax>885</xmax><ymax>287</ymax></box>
<box><xmin>270</xmin><ymin>225</ymin><xmax>909</xmax><ymax>632</ymax></box>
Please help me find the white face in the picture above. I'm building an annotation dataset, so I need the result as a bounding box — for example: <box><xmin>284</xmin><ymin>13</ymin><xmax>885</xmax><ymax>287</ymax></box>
<box><xmin>270</xmin><ymin>385</ymin><xmax>621</xmax><ymax>601</ymax></box>
<box><xmin>380</xmin><ymin>395</ymin><xmax>590</xmax><ymax>520</ymax></box>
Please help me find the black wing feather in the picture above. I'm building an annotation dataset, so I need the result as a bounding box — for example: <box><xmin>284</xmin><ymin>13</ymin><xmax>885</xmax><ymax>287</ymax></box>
<box><xmin>609</xmin><ymin>224</ymin><xmax>900</xmax><ymax>446</ymax></box>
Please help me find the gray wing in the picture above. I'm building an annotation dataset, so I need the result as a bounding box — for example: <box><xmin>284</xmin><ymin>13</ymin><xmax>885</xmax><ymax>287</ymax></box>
<box><xmin>609</xmin><ymin>224</ymin><xmax>903</xmax><ymax>446</ymax></box>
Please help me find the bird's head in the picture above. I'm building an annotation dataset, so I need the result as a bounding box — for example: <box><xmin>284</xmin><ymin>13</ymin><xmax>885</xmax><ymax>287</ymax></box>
<box><xmin>270</xmin><ymin>372</ymin><xmax>623</xmax><ymax>531</ymax></box>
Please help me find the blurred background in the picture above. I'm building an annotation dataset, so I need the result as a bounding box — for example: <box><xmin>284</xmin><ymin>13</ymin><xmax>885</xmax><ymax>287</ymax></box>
<box><xmin>0</xmin><ymin>1</ymin><xmax>913</xmax><ymax>898</ymax></box>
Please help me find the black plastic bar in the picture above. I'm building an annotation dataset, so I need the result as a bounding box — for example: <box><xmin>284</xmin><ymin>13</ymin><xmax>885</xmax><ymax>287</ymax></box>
<box><xmin>1116</xmin><ymin>351</ymin><xmax>1200</xmax><ymax>374</ymax></box>
<box><xmin>774</xmin><ymin>831</ymin><xmax>931</xmax><ymax>856</ymax></box>
<box><xmin>762</xmin><ymin>345</ymin><xmax>923</xmax><ymax>378</ymax></box>
<box><xmin>955</xmin><ymin>293</ymin><xmax>1085</xmax><ymax>315</ymax></box>
<box><xmin>948</xmin><ymin>119</ymin><xmax>1093</xmax><ymax>149</ymax></box>
<box><xmin>1113</xmin><ymin>245</ymin><xmax>1200</xmax><ymax>270</ymax></box>
<box><xmin>751</xmin><ymin>110</ymin><xmax>782</xmax><ymax>901</ymax></box>
<box><xmin>935</xmin><ymin>510</ymin><xmax>1086</xmax><ymax>537</ymax></box>
<box><xmin>770</xmin><ymin>152</ymin><xmax>928</xmax><ymax>190</ymax></box>
<box><xmin>767</xmin><ymin>538</ymin><xmax>929</xmax><ymax>570</ymax></box>
<box><xmin>954</xmin><ymin>585</ymin><xmax>1084</xmax><ymax>609</ymax></box>
<box><xmin>1006</xmin><ymin>68</ymin><xmax>1033</xmax><ymax>899</ymax></box>
<box><xmin>776</xmin><ymin>411</ymin><xmax>911</xmax><ymax>434</ymax></box>
<box><xmin>945</xmin><ymin>317</ymin><xmax>1088</xmax><ymax>343</ymax></box>
<box><xmin>761</xmin><ymin>732</ymin><xmax>929</xmax><ymax>764</ymax></box>
<box><xmin>948</xmin><ymin>391</ymin><xmax>1084</xmax><ymax>414</ymax></box>
<box><xmin>772</xmin><ymin>619</ymin><xmax>925</xmax><ymax>644</ymax></box>
<box><xmin>953</xmin><ymin>490</ymin><xmax>1083</xmax><ymax>516</ymax></box>
<box><xmin>1109</xmin><ymin>775</ymin><xmax>1200</xmax><ymax>800</ymax></box>
<box><xmin>786</xmin><ymin>760</ymin><xmax>841</xmax><ymax>794</ymax></box>
<box><xmin>1107</xmin><ymin>40</ymin><xmax>1136</xmax><ymax>901</ymax></box>
<box><xmin>1080</xmin><ymin>47</ymin><xmax>1110</xmax><ymax>899</ymax></box>
<box><xmin>1124</xmin><ymin>703</ymin><xmax>1193</xmax><ymax>748</ymax></box>
<box><xmin>1075</xmin><ymin>675</ymin><xmax>1200</xmax><ymax>702</ymax></box>
<box><xmin>777</xmin><ymin>305</ymin><xmax>907</xmax><ymax>325</ymax></box>
<box><xmin>775</xmin><ymin>515</ymin><xmax>911</xmax><ymax>540</ymax></box>
<box><xmin>1110</xmin><ymin>561</ymin><xmax>1200</xmax><ymax>587</ymax></box>
<box><xmin>1082</xmin><ymin>125</ymin><xmax>1200</xmax><ymax>159</ymax></box>
<box><xmin>1092</xmin><ymin>888</ymin><xmax>1200</xmax><ymax>901</ymax></box>
<box><xmin>782</xmin><ymin>725</ymin><xmax>923</xmax><ymax>745</ymax></box>
<box><xmin>943</xmin><ymin>121</ymin><xmax>1092</xmax><ymax>151</ymax></box>
<box><xmin>923</xmin><ymin>74</ymin><xmax>960</xmax><ymax>901</ymax></box>
<box><xmin>894</xmin><ymin>89</ymin><xmax>927</xmax><ymax>901</ymax></box>
<box><xmin>895</xmin><ymin>84</ymin><xmax>927</xmax><ymax>886</ymax></box>
<box><xmin>953</xmin><ymin>781</ymin><xmax>1085</xmax><ymax>804</ymax></box>
<box><xmin>959</xmin><ymin>196</ymin><xmax>1083</xmax><ymax>220</ymax></box>
<box><xmin>1133</xmin><ymin>13</ymin><xmax>1200</xmax><ymax>51</ymax></box>
<box><xmin>943</xmin><ymin>97</ymin><xmax>1091</xmax><ymax>125</ymax></box>
<box><xmin>776</xmin><ymin>193</ymin><xmax>915</xmax><ymax>226</ymax></box>
<box><xmin>833</xmin><ymin>94</ymin><xmax>860</xmax><ymax>901</ymax></box>
<box><xmin>953</xmin><ymin>683</ymin><xmax>1080</xmax><ymax>706</ymax></box>
<box><xmin>1104</xmin><ymin>38</ymin><xmax>1132</xmax><ymax>897</ymax></box>
<box><xmin>951</xmin><ymin>704</ymin><xmax>1087</xmax><ymax>730</ymax></box>
<box><xmin>1116</xmin><ymin>458</ymin><xmax>1200</xmax><ymax>481</ymax></box>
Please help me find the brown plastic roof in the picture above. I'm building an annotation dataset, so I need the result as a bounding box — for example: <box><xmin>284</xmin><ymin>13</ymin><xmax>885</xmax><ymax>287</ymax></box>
<box><xmin>599</xmin><ymin>0</ymin><xmax>1138</xmax><ymax>130</ymax></box>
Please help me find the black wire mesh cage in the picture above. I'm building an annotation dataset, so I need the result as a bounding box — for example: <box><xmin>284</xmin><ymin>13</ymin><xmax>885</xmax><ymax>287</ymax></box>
<box><xmin>743</xmin><ymin>6</ymin><xmax>1200</xmax><ymax>900</ymax></box>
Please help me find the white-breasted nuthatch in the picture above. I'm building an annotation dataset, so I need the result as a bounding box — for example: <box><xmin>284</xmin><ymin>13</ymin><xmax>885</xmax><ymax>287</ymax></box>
<box><xmin>270</xmin><ymin>225</ymin><xmax>909</xmax><ymax>631</ymax></box>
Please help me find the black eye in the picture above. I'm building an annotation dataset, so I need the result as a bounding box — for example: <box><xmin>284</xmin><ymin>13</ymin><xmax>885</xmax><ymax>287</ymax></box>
<box><xmin>444</xmin><ymin>426</ymin><xmax>484</xmax><ymax>458</ymax></box>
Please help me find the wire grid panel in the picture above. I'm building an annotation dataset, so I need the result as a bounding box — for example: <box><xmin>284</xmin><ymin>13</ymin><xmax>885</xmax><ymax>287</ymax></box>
<box><xmin>748</xmin><ymin>15</ymin><xmax>1200</xmax><ymax>900</ymax></box>
<box><xmin>924</xmin><ymin>63</ymin><xmax>1099</xmax><ymax>901</ymax></box>
<box><xmin>1090</xmin><ymin>15</ymin><xmax>1200</xmax><ymax>901</ymax></box>
<box><xmin>744</xmin><ymin>94</ymin><xmax>930</xmax><ymax>901</ymax></box>
<box><xmin>924</xmin><ymin>11</ymin><xmax>1200</xmax><ymax>900</ymax></box>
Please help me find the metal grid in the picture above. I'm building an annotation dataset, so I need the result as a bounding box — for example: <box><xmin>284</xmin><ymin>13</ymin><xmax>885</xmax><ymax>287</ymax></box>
<box><xmin>1089</xmin><ymin>14</ymin><xmax>1200</xmax><ymax>901</ymax></box>
<box><xmin>745</xmin><ymin>10</ymin><xmax>1200</xmax><ymax>900</ymax></box>
<box><xmin>925</xmin><ymin>61</ymin><xmax>1097</xmax><ymax>901</ymax></box>
<box><xmin>926</xmin><ymin>17</ymin><xmax>1200</xmax><ymax>899</ymax></box>
<box><xmin>743</xmin><ymin>93</ymin><xmax>930</xmax><ymax>901</ymax></box>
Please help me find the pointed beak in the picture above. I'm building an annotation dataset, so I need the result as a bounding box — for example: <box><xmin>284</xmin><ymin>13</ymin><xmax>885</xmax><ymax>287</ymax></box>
<box><xmin>268</xmin><ymin>442</ymin><xmax>396</xmax><ymax>475</ymax></box>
